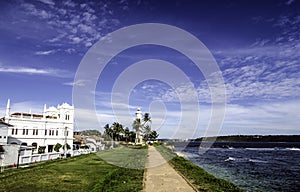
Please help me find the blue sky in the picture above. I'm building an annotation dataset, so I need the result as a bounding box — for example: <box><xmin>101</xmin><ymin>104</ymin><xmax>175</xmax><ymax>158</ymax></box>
<box><xmin>0</xmin><ymin>0</ymin><xmax>299</xmax><ymax>139</ymax></box>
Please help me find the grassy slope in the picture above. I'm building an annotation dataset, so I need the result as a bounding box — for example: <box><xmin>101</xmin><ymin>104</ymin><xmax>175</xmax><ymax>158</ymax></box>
<box><xmin>155</xmin><ymin>144</ymin><xmax>242</xmax><ymax>192</ymax></box>
<box><xmin>0</xmin><ymin>146</ymin><xmax>147</xmax><ymax>192</ymax></box>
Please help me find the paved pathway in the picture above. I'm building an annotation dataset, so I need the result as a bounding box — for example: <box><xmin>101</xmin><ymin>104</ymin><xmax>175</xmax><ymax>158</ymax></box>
<box><xmin>144</xmin><ymin>146</ymin><xmax>195</xmax><ymax>192</ymax></box>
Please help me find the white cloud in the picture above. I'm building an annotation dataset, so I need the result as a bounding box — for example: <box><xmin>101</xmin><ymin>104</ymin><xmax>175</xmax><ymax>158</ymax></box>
<box><xmin>15</xmin><ymin>1</ymin><xmax>124</xmax><ymax>53</ymax></box>
<box><xmin>63</xmin><ymin>80</ymin><xmax>89</xmax><ymax>87</ymax></box>
<box><xmin>0</xmin><ymin>65</ymin><xmax>73</xmax><ymax>78</ymax></box>
<box><xmin>38</xmin><ymin>0</ymin><xmax>55</xmax><ymax>6</ymax></box>
<box><xmin>35</xmin><ymin>50</ymin><xmax>57</xmax><ymax>55</ymax></box>
<box><xmin>71</xmin><ymin>37</ymin><xmax>82</xmax><ymax>44</ymax></box>
<box><xmin>221</xmin><ymin>100</ymin><xmax>300</xmax><ymax>135</ymax></box>
<box><xmin>21</xmin><ymin>3</ymin><xmax>52</xmax><ymax>19</ymax></box>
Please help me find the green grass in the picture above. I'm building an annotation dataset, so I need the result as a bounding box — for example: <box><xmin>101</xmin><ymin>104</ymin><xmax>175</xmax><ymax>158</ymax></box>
<box><xmin>155</xmin><ymin>144</ymin><xmax>242</xmax><ymax>192</ymax></box>
<box><xmin>97</xmin><ymin>145</ymin><xmax>148</xmax><ymax>170</ymax></box>
<box><xmin>0</xmin><ymin>146</ymin><xmax>148</xmax><ymax>192</ymax></box>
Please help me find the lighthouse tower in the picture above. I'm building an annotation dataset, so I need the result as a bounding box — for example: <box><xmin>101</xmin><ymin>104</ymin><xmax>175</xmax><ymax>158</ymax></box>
<box><xmin>135</xmin><ymin>108</ymin><xmax>143</xmax><ymax>144</ymax></box>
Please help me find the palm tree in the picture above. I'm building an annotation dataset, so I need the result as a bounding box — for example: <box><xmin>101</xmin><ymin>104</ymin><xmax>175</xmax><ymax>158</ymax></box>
<box><xmin>142</xmin><ymin>113</ymin><xmax>152</xmax><ymax>142</ymax></box>
<box><xmin>104</xmin><ymin>124</ymin><xmax>113</xmax><ymax>141</ymax></box>
<box><xmin>112</xmin><ymin>122</ymin><xmax>124</xmax><ymax>141</ymax></box>
<box><xmin>143</xmin><ymin>113</ymin><xmax>151</xmax><ymax>125</ymax></box>
<box><xmin>143</xmin><ymin>125</ymin><xmax>152</xmax><ymax>141</ymax></box>
<box><xmin>149</xmin><ymin>130</ymin><xmax>159</xmax><ymax>141</ymax></box>
<box><xmin>124</xmin><ymin>127</ymin><xmax>130</xmax><ymax>143</ymax></box>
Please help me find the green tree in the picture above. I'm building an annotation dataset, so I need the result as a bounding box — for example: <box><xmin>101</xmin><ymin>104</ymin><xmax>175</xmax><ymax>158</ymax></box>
<box><xmin>81</xmin><ymin>130</ymin><xmax>101</xmax><ymax>136</ymax></box>
<box><xmin>143</xmin><ymin>125</ymin><xmax>152</xmax><ymax>141</ymax></box>
<box><xmin>63</xmin><ymin>143</ymin><xmax>71</xmax><ymax>150</ymax></box>
<box><xmin>129</xmin><ymin>131</ymin><xmax>136</xmax><ymax>142</ymax></box>
<box><xmin>124</xmin><ymin>127</ymin><xmax>130</xmax><ymax>143</ymax></box>
<box><xmin>54</xmin><ymin>143</ymin><xmax>62</xmax><ymax>152</ymax></box>
<box><xmin>112</xmin><ymin>122</ymin><xmax>124</xmax><ymax>141</ymax></box>
<box><xmin>104</xmin><ymin>124</ymin><xmax>113</xmax><ymax>141</ymax></box>
<box><xmin>143</xmin><ymin>113</ymin><xmax>151</xmax><ymax>124</ymax></box>
<box><xmin>149</xmin><ymin>130</ymin><xmax>159</xmax><ymax>140</ymax></box>
<box><xmin>142</xmin><ymin>113</ymin><xmax>152</xmax><ymax>142</ymax></box>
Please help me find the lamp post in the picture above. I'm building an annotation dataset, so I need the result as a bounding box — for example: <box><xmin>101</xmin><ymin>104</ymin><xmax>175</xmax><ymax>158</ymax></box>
<box><xmin>64</xmin><ymin>126</ymin><xmax>67</xmax><ymax>158</ymax></box>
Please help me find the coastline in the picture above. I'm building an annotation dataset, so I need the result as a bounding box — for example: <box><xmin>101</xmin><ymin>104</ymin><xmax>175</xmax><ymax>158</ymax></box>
<box><xmin>155</xmin><ymin>143</ymin><xmax>242</xmax><ymax>192</ymax></box>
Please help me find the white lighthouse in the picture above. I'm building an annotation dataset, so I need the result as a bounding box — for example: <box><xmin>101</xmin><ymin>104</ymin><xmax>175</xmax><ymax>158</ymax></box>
<box><xmin>135</xmin><ymin>108</ymin><xmax>143</xmax><ymax>144</ymax></box>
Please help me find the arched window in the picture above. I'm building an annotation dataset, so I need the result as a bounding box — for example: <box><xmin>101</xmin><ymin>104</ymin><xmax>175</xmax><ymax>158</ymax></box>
<box><xmin>32</xmin><ymin>142</ymin><xmax>37</xmax><ymax>149</ymax></box>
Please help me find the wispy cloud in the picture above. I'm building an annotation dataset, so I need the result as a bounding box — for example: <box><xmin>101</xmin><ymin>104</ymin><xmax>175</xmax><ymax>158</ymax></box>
<box><xmin>0</xmin><ymin>65</ymin><xmax>73</xmax><ymax>78</ymax></box>
<box><xmin>37</xmin><ymin>0</ymin><xmax>55</xmax><ymax>6</ymax></box>
<box><xmin>12</xmin><ymin>0</ymin><xmax>129</xmax><ymax>53</ymax></box>
<box><xmin>35</xmin><ymin>50</ymin><xmax>57</xmax><ymax>55</ymax></box>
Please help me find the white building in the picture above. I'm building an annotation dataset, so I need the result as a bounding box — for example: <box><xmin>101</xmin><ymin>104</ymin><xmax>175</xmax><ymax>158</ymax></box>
<box><xmin>3</xmin><ymin>99</ymin><xmax>74</xmax><ymax>153</ymax></box>
<box><xmin>0</xmin><ymin>120</ymin><xmax>11</xmax><ymax>145</ymax></box>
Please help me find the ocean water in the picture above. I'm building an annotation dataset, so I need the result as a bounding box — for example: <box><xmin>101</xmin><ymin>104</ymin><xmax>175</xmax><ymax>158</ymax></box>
<box><xmin>174</xmin><ymin>143</ymin><xmax>300</xmax><ymax>192</ymax></box>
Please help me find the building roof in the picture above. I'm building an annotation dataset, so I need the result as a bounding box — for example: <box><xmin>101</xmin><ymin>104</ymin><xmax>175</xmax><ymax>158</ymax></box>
<box><xmin>0</xmin><ymin>119</ymin><xmax>13</xmax><ymax>127</ymax></box>
<box><xmin>10</xmin><ymin>113</ymin><xmax>57</xmax><ymax>119</ymax></box>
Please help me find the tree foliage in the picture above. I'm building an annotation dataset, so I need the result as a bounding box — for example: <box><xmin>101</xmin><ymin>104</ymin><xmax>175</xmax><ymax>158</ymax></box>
<box><xmin>38</xmin><ymin>146</ymin><xmax>46</xmax><ymax>154</ymax></box>
<box><xmin>81</xmin><ymin>130</ymin><xmax>101</xmax><ymax>136</ymax></box>
<box><xmin>54</xmin><ymin>143</ymin><xmax>62</xmax><ymax>152</ymax></box>
<box><xmin>103</xmin><ymin>122</ymin><xmax>128</xmax><ymax>142</ymax></box>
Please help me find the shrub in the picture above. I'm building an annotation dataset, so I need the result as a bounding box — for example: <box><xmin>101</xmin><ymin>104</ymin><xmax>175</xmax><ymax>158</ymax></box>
<box><xmin>38</xmin><ymin>146</ymin><xmax>46</xmax><ymax>154</ymax></box>
<box><xmin>54</xmin><ymin>143</ymin><xmax>62</xmax><ymax>152</ymax></box>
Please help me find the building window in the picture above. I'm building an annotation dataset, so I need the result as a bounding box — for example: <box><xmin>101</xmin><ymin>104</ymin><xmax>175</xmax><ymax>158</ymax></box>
<box><xmin>26</xmin><ymin>129</ymin><xmax>28</xmax><ymax>135</ymax></box>
<box><xmin>0</xmin><ymin>136</ymin><xmax>2</xmax><ymax>138</ymax></box>
<box><xmin>12</xmin><ymin>128</ymin><xmax>14</xmax><ymax>135</ymax></box>
<box><xmin>32</xmin><ymin>142</ymin><xmax>37</xmax><ymax>149</ymax></box>
<box><xmin>45</xmin><ymin>129</ymin><xmax>47</xmax><ymax>136</ymax></box>
<box><xmin>4</xmin><ymin>136</ymin><xmax>6</xmax><ymax>139</ymax></box>
<box><xmin>33</xmin><ymin>129</ymin><xmax>38</xmax><ymax>135</ymax></box>
<box><xmin>49</xmin><ymin>130</ymin><xmax>52</xmax><ymax>136</ymax></box>
<box><xmin>65</xmin><ymin>114</ymin><xmax>70</xmax><ymax>120</ymax></box>
<box><xmin>56</xmin><ymin>130</ymin><xmax>58</xmax><ymax>136</ymax></box>
<box><xmin>67</xmin><ymin>131</ymin><xmax>69</xmax><ymax>136</ymax></box>
<box><xmin>15</xmin><ymin>129</ymin><xmax>18</xmax><ymax>135</ymax></box>
<box><xmin>23</xmin><ymin>129</ymin><xmax>26</xmax><ymax>135</ymax></box>
<box><xmin>52</xmin><ymin>130</ymin><xmax>54</xmax><ymax>135</ymax></box>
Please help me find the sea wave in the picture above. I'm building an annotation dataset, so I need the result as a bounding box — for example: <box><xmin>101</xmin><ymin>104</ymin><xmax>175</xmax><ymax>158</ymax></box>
<box><xmin>286</xmin><ymin>147</ymin><xmax>300</xmax><ymax>151</ymax></box>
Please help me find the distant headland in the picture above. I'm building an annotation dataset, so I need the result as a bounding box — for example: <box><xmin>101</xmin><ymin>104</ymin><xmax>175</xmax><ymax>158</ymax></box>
<box><xmin>194</xmin><ymin>135</ymin><xmax>300</xmax><ymax>142</ymax></box>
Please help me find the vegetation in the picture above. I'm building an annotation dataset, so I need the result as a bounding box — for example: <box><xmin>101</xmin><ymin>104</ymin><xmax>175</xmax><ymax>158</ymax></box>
<box><xmin>38</xmin><ymin>146</ymin><xmax>46</xmax><ymax>154</ymax></box>
<box><xmin>102</xmin><ymin>112</ymin><xmax>159</xmax><ymax>144</ymax></box>
<box><xmin>97</xmin><ymin>145</ymin><xmax>148</xmax><ymax>170</ymax></box>
<box><xmin>0</xmin><ymin>147</ymin><xmax>147</xmax><ymax>192</ymax></box>
<box><xmin>103</xmin><ymin>123</ymin><xmax>136</xmax><ymax>143</ymax></box>
<box><xmin>155</xmin><ymin>144</ymin><xmax>242</xmax><ymax>192</ymax></box>
<box><xmin>54</xmin><ymin>143</ymin><xmax>62</xmax><ymax>152</ymax></box>
<box><xmin>132</xmin><ymin>112</ymin><xmax>158</xmax><ymax>142</ymax></box>
<box><xmin>63</xmin><ymin>143</ymin><xmax>71</xmax><ymax>150</ymax></box>
<box><xmin>81</xmin><ymin>130</ymin><xmax>101</xmax><ymax>136</ymax></box>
